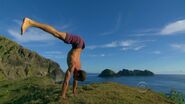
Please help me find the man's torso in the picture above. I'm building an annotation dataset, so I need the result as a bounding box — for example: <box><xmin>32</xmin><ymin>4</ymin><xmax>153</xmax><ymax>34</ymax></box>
<box><xmin>67</xmin><ymin>48</ymin><xmax>82</xmax><ymax>71</ymax></box>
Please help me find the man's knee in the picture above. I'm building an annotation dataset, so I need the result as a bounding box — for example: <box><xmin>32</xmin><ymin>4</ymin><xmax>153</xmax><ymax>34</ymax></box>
<box><xmin>57</xmin><ymin>32</ymin><xmax>66</xmax><ymax>40</ymax></box>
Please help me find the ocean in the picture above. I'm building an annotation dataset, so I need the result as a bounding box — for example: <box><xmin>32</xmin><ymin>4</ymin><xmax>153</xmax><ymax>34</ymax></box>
<box><xmin>77</xmin><ymin>74</ymin><xmax>185</xmax><ymax>96</ymax></box>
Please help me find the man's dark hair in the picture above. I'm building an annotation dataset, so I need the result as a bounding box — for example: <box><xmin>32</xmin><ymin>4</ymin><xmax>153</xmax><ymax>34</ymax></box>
<box><xmin>77</xmin><ymin>70</ymin><xmax>86</xmax><ymax>81</ymax></box>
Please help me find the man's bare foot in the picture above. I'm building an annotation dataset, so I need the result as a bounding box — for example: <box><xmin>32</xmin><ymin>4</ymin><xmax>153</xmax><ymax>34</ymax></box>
<box><xmin>59</xmin><ymin>96</ymin><xmax>68</xmax><ymax>104</ymax></box>
<box><xmin>21</xmin><ymin>17</ymin><xmax>31</xmax><ymax>35</ymax></box>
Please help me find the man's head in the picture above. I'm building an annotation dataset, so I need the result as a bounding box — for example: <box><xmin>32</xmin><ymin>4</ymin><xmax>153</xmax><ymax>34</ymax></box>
<box><xmin>75</xmin><ymin>70</ymin><xmax>86</xmax><ymax>81</ymax></box>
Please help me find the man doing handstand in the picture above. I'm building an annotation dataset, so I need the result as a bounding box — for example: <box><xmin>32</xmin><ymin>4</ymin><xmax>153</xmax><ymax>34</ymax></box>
<box><xmin>21</xmin><ymin>17</ymin><xmax>86</xmax><ymax>99</ymax></box>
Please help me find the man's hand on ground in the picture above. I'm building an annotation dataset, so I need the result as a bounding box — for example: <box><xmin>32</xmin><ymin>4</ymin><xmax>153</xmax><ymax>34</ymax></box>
<box><xmin>72</xmin><ymin>92</ymin><xmax>77</xmax><ymax>97</ymax></box>
<box><xmin>60</xmin><ymin>95</ymin><xmax>67</xmax><ymax>100</ymax></box>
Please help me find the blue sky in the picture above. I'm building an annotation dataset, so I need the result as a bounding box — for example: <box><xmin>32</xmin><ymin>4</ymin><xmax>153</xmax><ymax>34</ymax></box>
<box><xmin>0</xmin><ymin>0</ymin><xmax>185</xmax><ymax>74</ymax></box>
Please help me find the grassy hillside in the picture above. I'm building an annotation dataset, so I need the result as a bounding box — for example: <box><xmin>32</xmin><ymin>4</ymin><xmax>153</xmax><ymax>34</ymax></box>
<box><xmin>0</xmin><ymin>35</ymin><xmax>176</xmax><ymax>104</ymax></box>
<box><xmin>0</xmin><ymin>77</ymin><xmax>175</xmax><ymax>104</ymax></box>
<box><xmin>0</xmin><ymin>35</ymin><xmax>64</xmax><ymax>81</ymax></box>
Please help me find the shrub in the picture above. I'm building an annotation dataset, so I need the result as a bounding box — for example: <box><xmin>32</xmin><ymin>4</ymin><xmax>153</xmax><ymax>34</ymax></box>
<box><xmin>167</xmin><ymin>89</ymin><xmax>184</xmax><ymax>104</ymax></box>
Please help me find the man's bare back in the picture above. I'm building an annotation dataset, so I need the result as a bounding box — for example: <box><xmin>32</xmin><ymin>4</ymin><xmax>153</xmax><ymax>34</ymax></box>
<box><xmin>67</xmin><ymin>48</ymin><xmax>82</xmax><ymax>71</ymax></box>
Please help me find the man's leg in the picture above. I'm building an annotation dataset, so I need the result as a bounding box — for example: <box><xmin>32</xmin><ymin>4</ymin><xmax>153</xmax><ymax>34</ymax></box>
<box><xmin>21</xmin><ymin>17</ymin><xmax>66</xmax><ymax>40</ymax></box>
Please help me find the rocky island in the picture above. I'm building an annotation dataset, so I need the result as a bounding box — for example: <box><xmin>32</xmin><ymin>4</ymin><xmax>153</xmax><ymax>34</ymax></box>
<box><xmin>99</xmin><ymin>69</ymin><xmax>154</xmax><ymax>77</ymax></box>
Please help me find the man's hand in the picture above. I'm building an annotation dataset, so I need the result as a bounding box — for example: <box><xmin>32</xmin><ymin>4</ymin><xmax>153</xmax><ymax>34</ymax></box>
<box><xmin>60</xmin><ymin>95</ymin><xmax>66</xmax><ymax>99</ymax></box>
<box><xmin>61</xmin><ymin>66</ymin><xmax>75</xmax><ymax>98</ymax></box>
<box><xmin>73</xmin><ymin>78</ymin><xmax>78</xmax><ymax>96</ymax></box>
<box><xmin>73</xmin><ymin>92</ymin><xmax>77</xmax><ymax>97</ymax></box>
<box><xmin>59</xmin><ymin>96</ymin><xmax>68</xmax><ymax>104</ymax></box>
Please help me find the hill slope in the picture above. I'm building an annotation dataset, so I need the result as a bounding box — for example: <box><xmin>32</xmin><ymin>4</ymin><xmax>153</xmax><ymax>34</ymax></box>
<box><xmin>0</xmin><ymin>35</ymin><xmax>175</xmax><ymax>104</ymax></box>
<box><xmin>0</xmin><ymin>35</ymin><xmax>64</xmax><ymax>81</ymax></box>
<box><xmin>0</xmin><ymin>77</ymin><xmax>174</xmax><ymax>104</ymax></box>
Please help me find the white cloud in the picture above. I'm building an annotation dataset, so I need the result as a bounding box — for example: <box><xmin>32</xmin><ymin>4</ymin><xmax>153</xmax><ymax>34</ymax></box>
<box><xmin>23</xmin><ymin>42</ymin><xmax>55</xmax><ymax>48</ymax></box>
<box><xmin>43</xmin><ymin>51</ymin><xmax>65</xmax><ymax>59</ymax></box>
<box><xmin>61</xmin><ymin>23</ymin><xmax>71</xmax><ymax>30</ymax></box>
<box><xmin>120</xmin><ymin>40</ymin><xmax>145</xmax><ymax>51</ymax></box>
<box><xmin>87</xmin><ymin>39</ymin><xmax>153</xmax><ymax>51</ymax></box>
<box><xmin>44</xmin><ymin>55</ymin><xmax>65</xmax><ymax>59</ymax></box>
<box><xmin>160</xmin><ymin>19</ymin><xmax>185</xmax><ymax>35</ymax></box>
<box><xmin>133</xmin><ymin>45</ymin><xmax>145</xmax><ymax>51</ymax></box>
<box><xmin>100</xmin><ymin>54</ymin><xmax>105</xmax><ymax>57</ymax></box>
<box><xmin>132</xmin><ymin>33</ymin><xmax>146</xmax><ymax>37</ymax></box>
<box><xmin>86</xmin><ymin>41</ymin><xmax>119</xmax><ymax>49</ymax></box>
<box><xmin>152</xmin><ymin>51</ymin><xmax>161</xmax><ymax>54</ymax></box>
<box><xmin>131</xmin><ymin>19</ymin><xmax>185</xmax><ymax>36</ymax></box>
<box><xmin>101</xmin><ymin>31</ymin><xmax>115</xmax><ymax>36</ymax></box>
<box><xmin>121</xmin><ymin>45</ymin><xmax>145</xmax><ymax>51</ymax></box>
<box><xmin>7</xmin><ymin>19</ymin><xmax>56</xmax><ymax>43</ymax></box>
<box><xmin>101</xmin><ymin>41</ymin><xmax>118</xmax><ymax>48</ymax></box>
<box><xmin>86</xmin><ymin>45</ymin><xmax>98</xmax><ymax>50</ymax></box>
<box><xmin>100</xmin><ymin>13</ymin><xmax>122</xmax><ymax>36</ymax></box>
<box><xmin>45</xmin><ymin>51</ymin><xmax>63</xmax><ymax>55</ymax></box>
<box><xmin>129</xmin><ymin>28</ymin><xmax>160</xmax><ymax>37</ymax></box>
<box><xmin>171</xmin><ymin>43</ymin><xmax>185</xmax><ymax>52</ymax></box>
<box><xmin>88</xmin><ymin>53</ymin><xmax>107</xmax><ymax>57</ymax></box>
<box><xmin>8</xmin><ymin>29</ymin><xmax>55</xmax><ymax>43</ymax></box>
<box><xmin>8</xmin><ymin>19</ymin><xmax>74</xmax><ymax>43</ymax></box>
<box><xmin>119</xmin><ymin>40</ymin><xmax>136</xmax><ymax>47</ymax></box>
<box><xmin>13</xmin><ymin>19</ymin><xmax>22</xmax><ymax>25</ymax></box>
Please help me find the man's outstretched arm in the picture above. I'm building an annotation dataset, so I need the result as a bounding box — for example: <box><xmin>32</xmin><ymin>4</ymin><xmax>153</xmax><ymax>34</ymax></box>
<box><xmin>61</xmin><ymin>66</ymin><xmax>74</xmax><ymax>98</ymax></box>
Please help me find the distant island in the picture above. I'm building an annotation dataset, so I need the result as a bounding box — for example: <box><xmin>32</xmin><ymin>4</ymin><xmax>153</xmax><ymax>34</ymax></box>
<box><xmin>99</xmin><ymin>69</ymin><xmax>154</xmax><ymax>77</ymax></box>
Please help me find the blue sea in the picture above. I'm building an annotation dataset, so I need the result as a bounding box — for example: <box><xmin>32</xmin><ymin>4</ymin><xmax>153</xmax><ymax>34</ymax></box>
<box><xmin>78</xmin><ymin>74</ymin><xmax>185</xmax><ymax>97</ymax></box>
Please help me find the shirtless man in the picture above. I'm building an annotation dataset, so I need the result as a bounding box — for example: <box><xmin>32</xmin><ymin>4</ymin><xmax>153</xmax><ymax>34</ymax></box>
<box><xmin>21</xmin><ymin>17</ymin><xmax>86</xmax><ymax>99</ymax></box>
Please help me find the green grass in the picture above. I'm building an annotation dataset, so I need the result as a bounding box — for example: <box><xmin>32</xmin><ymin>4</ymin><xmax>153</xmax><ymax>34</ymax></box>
<box><xmin>0</xmin><ymin>77</ymin><xmax>175</xmax><ymax>104</ymax></box>
<box><xmin>167</xmin><ymin>89</ymin><xmax>185</xmax><ymax>104</ymax></box>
